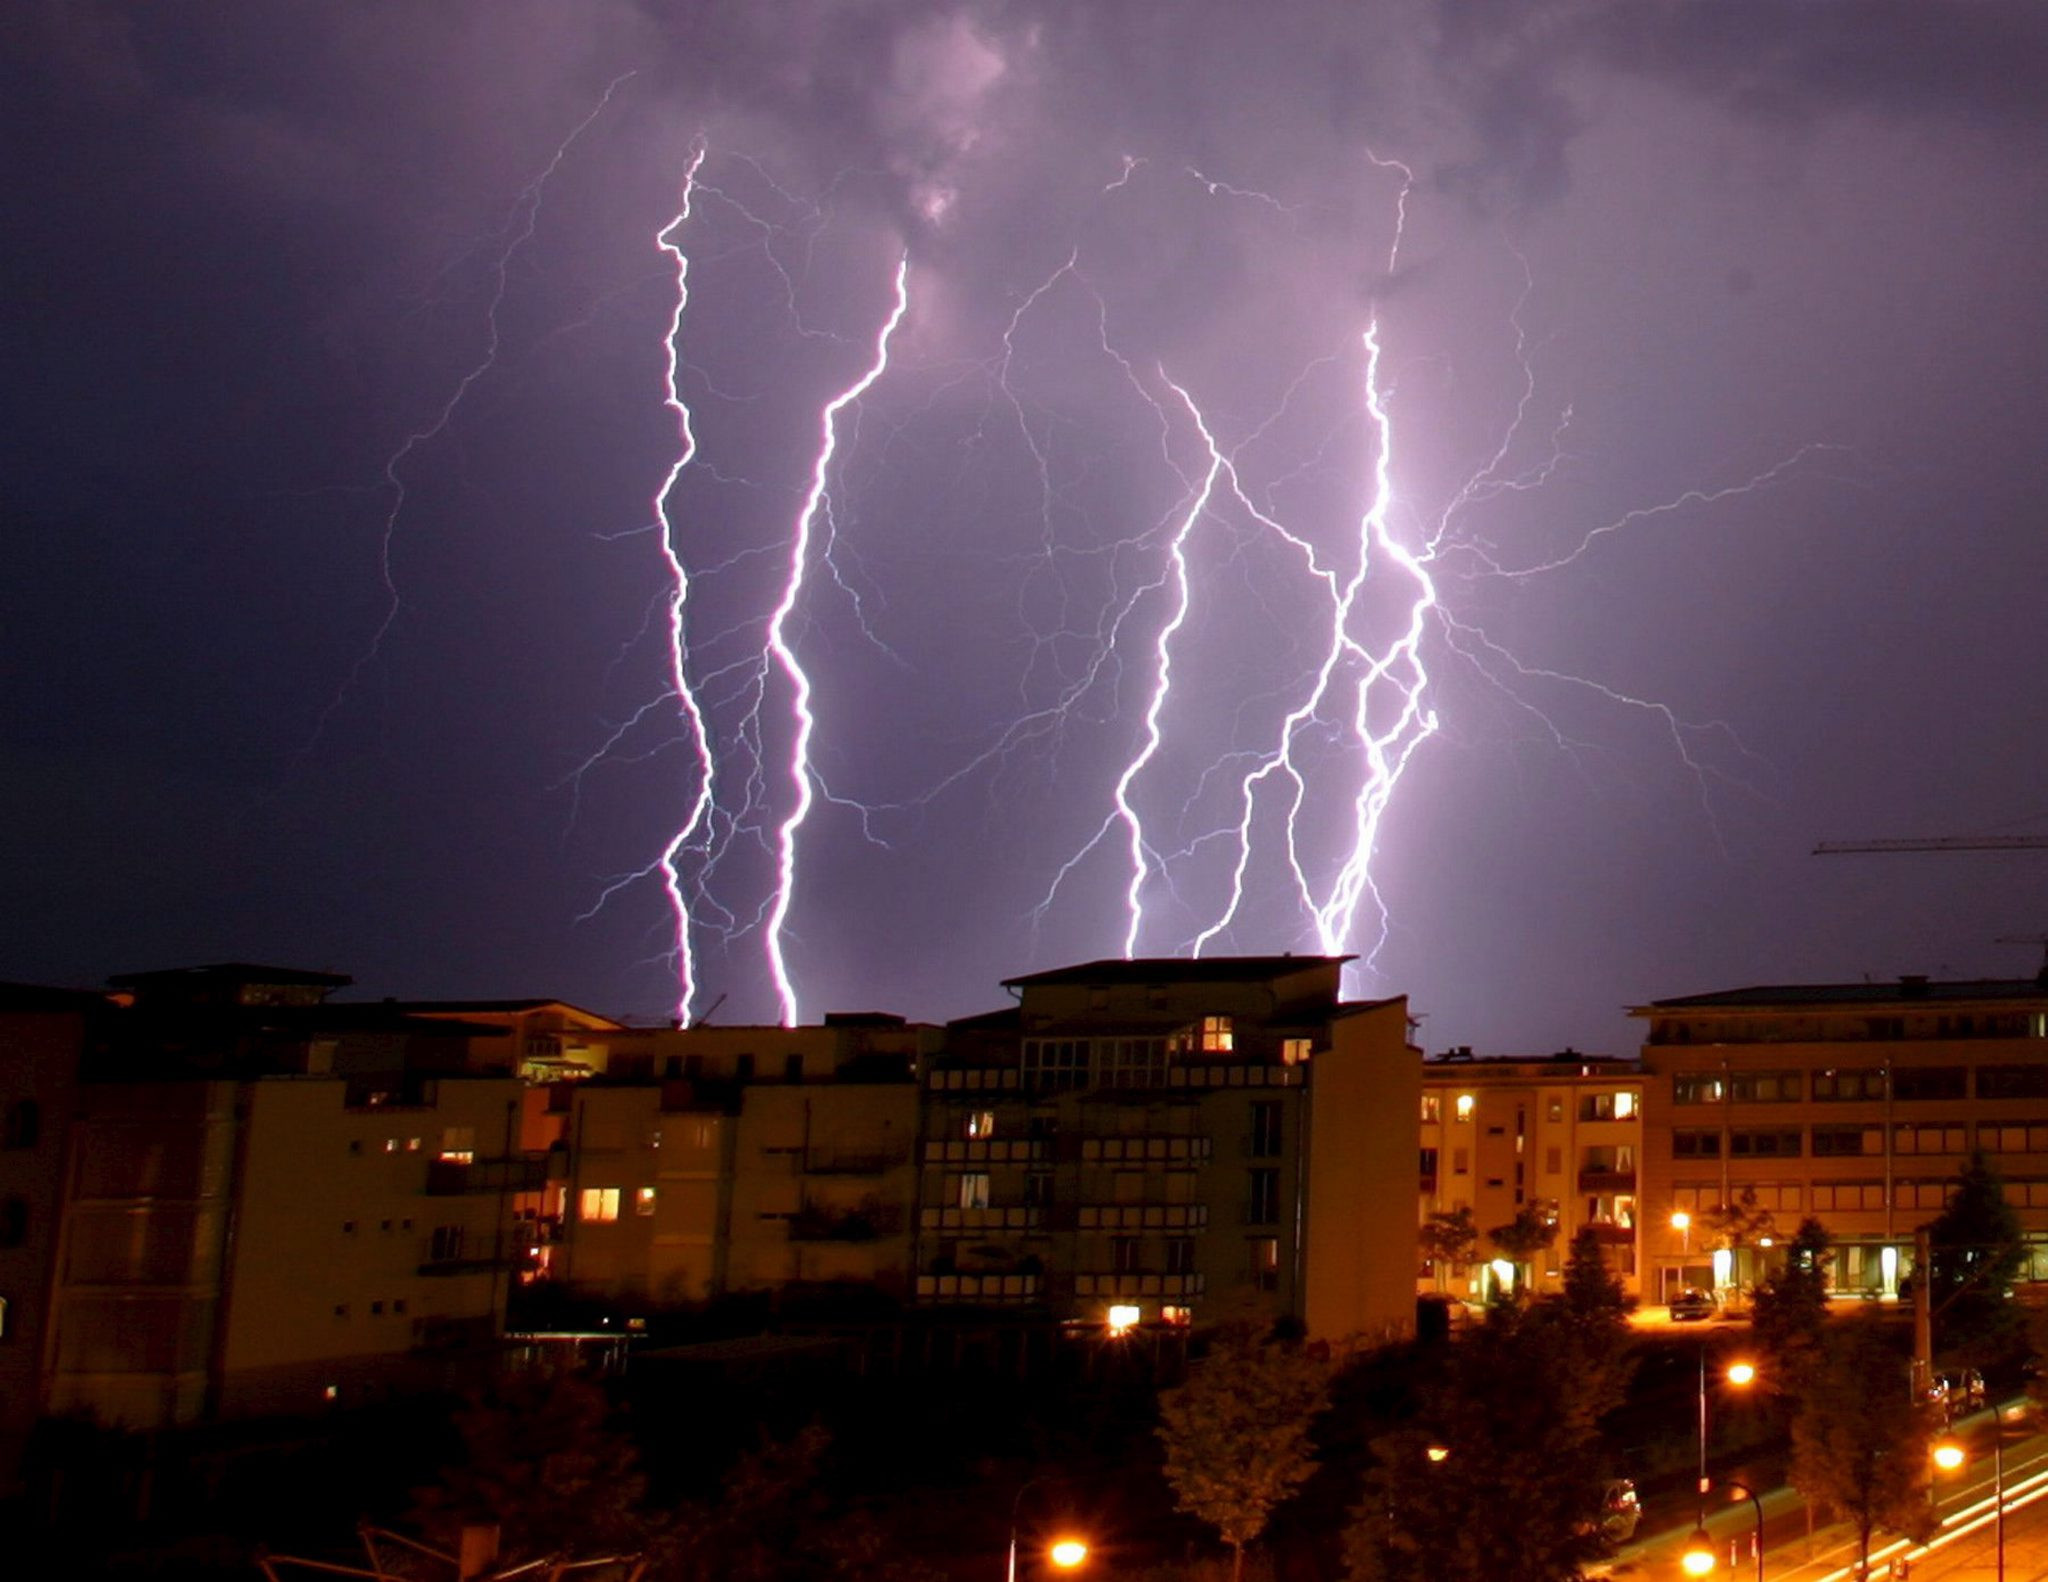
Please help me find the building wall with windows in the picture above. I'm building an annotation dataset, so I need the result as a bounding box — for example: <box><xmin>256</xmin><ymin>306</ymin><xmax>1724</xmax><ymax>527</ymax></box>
<box><xmin>916</xmin><ymin>957</ymin><xmax>1421</xmax><ymax>1338</ymax></box>
<box><xmin>1636</xmin><ymin>977</ymin><xmax>2048</xmax><ymax>1304</ymax></box>
<box><xmin>1418</xmin><ymin>1052</ymin><xmax>1643</xmax><ymax>1300</ymax></box>
<box><xmin>44</xmin><ymin>1074</ymin><xmax>525</xmax><ymax>1429</ymax></box>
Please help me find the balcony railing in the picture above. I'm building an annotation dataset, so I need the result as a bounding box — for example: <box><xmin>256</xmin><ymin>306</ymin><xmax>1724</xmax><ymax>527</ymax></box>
<box><xmin>915</xmin><ymin>1272</ymin><xmax>1042</xmax><ymax>1303</ymax></box>
<box><xmin>1073</xmin><ymin>1272</ymin><xmax>1204</xmax><ymax>1298</ymax></box>
<box><xmin>786</xmin><ymin>1202</ymin><xmax>904</xmax><ymax>1241</ymax></box>
<box><xmin>1576</xmin><ymin>1168</ymin><xmax>1636</xmax><ymax>1193</ymax></box>
<box><xmin>1582</xmin><ymin>1220</ymin><xmax>1635</xmax><ymax>1243</ymax></box>
<box><xmin>919</xmin><ymin>1205</ymin><xmax>1041</xmax><ymax>1231</ymax></box>
<box><xmin>426</xmin><ymin>1157</ymin><xmax>549</xmax><ymax>1195</ymax></box>
<box><xmin>923</xmin><ymin>1139</ymin><xmax>1047</xmax><ymax>1164</ymax></box>
<box><xmin>1081</xmin><ymin>1136</ymin><xmax>1213</xmax><ymax>1164</ymax></box>
<box><xmin>801</xmin><ymin>1146</ymin><xmax>909</xmax><ymax>1175</ymax></box>
<box><xmin>1077</xmin><ymin>1204</ymin><xmax>1208</xmax><ymax>1231</ymax></box>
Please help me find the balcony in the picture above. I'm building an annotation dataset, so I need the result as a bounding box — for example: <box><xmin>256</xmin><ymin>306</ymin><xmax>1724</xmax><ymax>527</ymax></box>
<box><xmin>1081</xmin><ymin>1136</ymin><xmax>1213</xmax><ymax>1164</ymax></box>
<box><xmin>426</xmin><ymin>1157</ymin><xmax>549</xmax><ymax>1195</ymax></box>
<box><xmin>417</xmin><ymin>1254</ymin><xmax>512</xmax><ymax>1276</ymax></box>
<box><xmin>1073</xmin><ymin>1272</ymin><xmax>1205</xmax><ymax>1298</ymax></box>
<box><xmin>801</xmin><ymin>1146</ymin><xmax>909</xmax><ymax>1175</ymax></box>
<box><xmin>1077</xmin><ymin>1204</ymin><xmax>1209</xmax><ymax>1231</ymax></box>
<box><xmin>786</xmin><ymin>1201</ymin><xmax>904</xmax><ymax>1241</ymax></box>
<box><xmin>1576</xmin><ymin>1168</ymin><xmax>1637</xmax><ymax>1193</ymax></box>
<box><xmin>919</xmin><ymin>1205</ymin><xmax>1041</xmax><ymax>1232</ymax></box>
<box><xmin>922</xmin><ymin>1138</ymin><xmax>1047</xmax><ymax>1165</ymax></box>
<box><xmin>915</xmin><ymin>1272</ymin><xmax>1042</xmax><ymax>1303</ymax></box>
<box><xmin>1581</xmin><ymin>1220</ymin><xmax>1635</xmax><ymax>1244</ymax></box>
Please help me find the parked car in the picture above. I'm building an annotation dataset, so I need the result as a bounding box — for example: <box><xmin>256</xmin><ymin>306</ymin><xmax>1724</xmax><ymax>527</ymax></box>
<box><xmin>1669</xmin><ymin>1287</ymin><xmax>1717</xmax><ymax>1322</ymax></box>
<box><xmin>1599</xmin><ymin>1479</ymin><xmax>1642</xmax><ymax>1542</ymax></box>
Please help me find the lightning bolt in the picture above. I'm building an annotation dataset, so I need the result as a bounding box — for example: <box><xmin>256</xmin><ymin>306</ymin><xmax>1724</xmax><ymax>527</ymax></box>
<box><xmin>761</xmin><ymin>257</ymin><xmax>913</xmax><ymax>1026</ymax></box>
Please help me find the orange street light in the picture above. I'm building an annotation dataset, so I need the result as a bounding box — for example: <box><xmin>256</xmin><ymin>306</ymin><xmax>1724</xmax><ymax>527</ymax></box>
<box><xmin>1424</xmin><ymin>1444</ymin><xmax>1451</xmax><ymax>1463</ymax></box>
<box><xmin>1725</xmin><ymin>1360</ymin><xmax>1756</xmax><ymax>1388</ymax></box>
<box><xmin>1048</xmin><ymin>1539</ymin><xmax>1088</xmax><ymax>1569</ymax></box>
<box><xmin>1680</xmin><ymin>1528</ymin><xmax>1717</xmax><ymax>1576</ymax></box>
<box><xmin>1932</xmin><ymin>1439</ymin><xmax>1966</xmax><ymax>1473</ymax></box>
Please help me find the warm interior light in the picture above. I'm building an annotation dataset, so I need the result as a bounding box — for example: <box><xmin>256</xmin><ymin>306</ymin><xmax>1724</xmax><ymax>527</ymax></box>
<box><xmin>1425</xmin><ymin>1444</ymin><xmax>1450</xmax><ymax>1463</ymax></box>
<box><xmin>1680</xmin><ymin>1530</ymin><xmax>1717</xmax><ymax>1576</ymax></box>
<box><xmin>1671</xmin><ymin>1211</ymin><xmax>1692</xmax><ymax>1231</ymax></box>
<box><xmin>1048</xmin><ymin>1539</ymin><xmax>1088</xmax><ymax>1569</ymax></box>
<box><xmin>1725</xmin><ymin>1361</ymin><xmax>1756</xmax><ymax>1387</ymax></box>
<box><xmin>1106</xmin><ymin>1304</ymin><xmax>1141</xmax><ymax>1335</ymax></box>
<box><xmin>1933</xmin><ymin>1440</ymin><xmax>1967</xmax><ymax>1473</ymax></box>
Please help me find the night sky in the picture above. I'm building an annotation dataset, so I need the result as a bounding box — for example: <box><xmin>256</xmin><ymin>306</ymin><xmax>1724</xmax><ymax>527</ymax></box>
<box><xmin>7</xmin><ymin>3</ymin><xmax>2048</xmax><ymax>1051</ymax></box>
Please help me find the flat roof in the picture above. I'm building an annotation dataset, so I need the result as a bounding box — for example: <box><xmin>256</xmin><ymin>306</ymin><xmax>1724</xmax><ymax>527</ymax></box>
<box><xmin>1002</xmin><ymin>955</ymin><xmax>1354</xmax><ymax>988</ymax></box>
<box><xmin>108</xmin><ymin>962</ymin><xmax>353</xmax><ymax>989</ymax></box>
<box><xmin>1635</xmin><ymin>978</ymin><xmax>2048</xmax><ymax>1013</ymax></box>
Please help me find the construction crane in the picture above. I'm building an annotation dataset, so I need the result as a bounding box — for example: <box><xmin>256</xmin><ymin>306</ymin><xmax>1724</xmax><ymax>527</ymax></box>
<box><xmin>1813</xmin><ymin>835</ymin><xmax>2048</xmax><ymax>855</ymax></box>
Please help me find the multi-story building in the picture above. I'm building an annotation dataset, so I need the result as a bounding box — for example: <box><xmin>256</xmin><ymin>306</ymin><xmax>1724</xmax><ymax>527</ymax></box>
<box><xmin>916</xmin><ymin>956</ymin><xmax>1421</xmax><ymax>1339</ymax></box>
<box><xmin>34</xmin><ymin>963</ymin><xmax>530</xmax><ymax>1429</ymax></box>
<box><xmin>1635</xmin><ymin>975</ymin><xmax>2048</xmax><ymax>1304</ymax></box>
<box><xmin>519</xmin><ymin>1015</ymin><xmax>929</xmax><ymax>1304</ymax></box>
<box><xmin>1418</xmin><ymin>1049</ymin><xmax>1642</xmax><ymax>1300</ymax></box>
<box><xmin>0</xmin><ymin>983</ymin><xmax>98</xmax><ymax>1494</ymax></box>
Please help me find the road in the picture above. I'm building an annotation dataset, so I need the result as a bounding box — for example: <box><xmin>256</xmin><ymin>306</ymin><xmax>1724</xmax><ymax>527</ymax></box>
<box><xmin>1599</xmin><ymin>1405</ymin><xmax>2048</xmax><ymax>1582</ymax></box>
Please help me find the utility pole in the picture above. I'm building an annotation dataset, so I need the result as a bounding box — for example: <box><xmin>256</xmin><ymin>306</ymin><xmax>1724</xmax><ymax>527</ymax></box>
<box><xmin>1913</xmin><ymin>1225</ymin><xmax>1933</xmax><ymax>1401</ymax></box>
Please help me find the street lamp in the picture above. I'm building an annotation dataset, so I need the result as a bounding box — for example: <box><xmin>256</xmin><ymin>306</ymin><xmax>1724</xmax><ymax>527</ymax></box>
<box><xmin>1933</xmin><ymin>1432</ymin><xmax>2003</xmax><ymax>1582</ymax></box>
<box><xmin>1672</xmin><ymin>1210</ymin><xmax>1692</xmax><ymax>1254</ymax></box>
<box><xmin>1007</xmin><ymin>1480</ymin><xmax>1088</xmax><ymax>1582</ymax></box>
<box><xmin>1697</xmin><ymin>1351</ymin><xmax>1757</xmax><ymax>1522</ymax></box>
<box><xmin>1681</xmin><ymin>1528</ymin><xmax>1717</xmax><ymax>1576</ymax></box>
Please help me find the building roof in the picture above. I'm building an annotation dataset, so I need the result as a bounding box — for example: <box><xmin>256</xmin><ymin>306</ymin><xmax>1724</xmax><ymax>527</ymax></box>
<box><xmin>1634</xmin><ymin>977</ymin><xmax>2048</xmax><ymax>1013</ymax></box>
<box><xmin>0</xmin><ymin>981</ymin><xmax>104</xmax><ymax>1012</ymax></box>
<box><xmin>107</xmin><ymin>963</ymin><xmax>353</xmax><ymax>989</ymax></box>
<box><xmin>389</xmin><ymin>998</ymin><xmax>621</xmax><ymax>1026</ymax></box>
<box><xmin>1001</xmin><ymin>954</ymin><xmax>1354</xmax><ymax>988</ymax></box>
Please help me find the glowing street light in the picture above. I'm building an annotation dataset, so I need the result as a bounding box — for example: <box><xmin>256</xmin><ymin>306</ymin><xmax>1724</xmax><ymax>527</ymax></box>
<box><xmin>1008</xmin><ymin>1479</ymin><xmax>1090</xmax><ymax>1582</ymax></box>
<box><xmin>1933</xmin><ymin>1434</ymin><xmax>2002</xmax><ymax>1581</ymax></box>
<box><xmin>1680</xmin><ymin>1528</ymin><xmax>1717</xmax><ymax>1576</ymax></box>
<box><xmin>1698</xmin><ymin>1353</ymin><xmax>1757</xmax><ymax>1518</ymax></box>
<box><xmin>1047</xmin><ymin>1540</ymin><xmax>1088</xmax><ymax>1570</ymax></box>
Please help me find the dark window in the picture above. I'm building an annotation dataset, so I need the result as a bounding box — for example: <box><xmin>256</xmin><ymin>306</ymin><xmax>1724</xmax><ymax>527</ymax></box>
<box><xmin>735</xmin><ymin>1054</ymin><xmax>755</xmax><ymax>1082</ymax></box>
<box><xmin>1420</xmin><ymin>1146</ymin><xmax>1439</xmax><ymax>1181</ymax></box>
<box><xmin>1893</xmin><ymin>1067</ymin><xmax>1967</xmax><ymax>1102</ymax></box>
<box><xmin>1729</xmin><ymin>1129</ymin><xmax>1802</xmax><ymax>1159</ymax></box>
<box><xmin>1</xmin><ymin>1100</ymin><xmax>40</xmax><ymax>1150</ymax></box>
<box><xmin>683</xmin><ymin>1054</ymin><xmax>705</xmax><ymax>1080</ymax></box>
<box><xmin>0</xmin><ymin>1198</ymin><xmax>26</xmax><ymax>1248</ymax></box>
<box><xmin>1729</xmin><ymin>1072</ymin><xmax>1802</xmax><ymax>1104</ymax></box>
<box><xmin>1112</xmin><ymin>1236</ymin><xmax>1141</xmax><ymax>1273</ymax></box>
<box><xmin>1978</xmin><ymin>1065</ymin><xmax>2048</xmax><ymax>1101</ymax></box>
<box><xmin>430</xmin><ymin>1225</ymin><xmax>465</xmax><ymax>1262</ymax></box>
<box><xmin>663</xmin><ymin>1056</ymin><xmax>683</xmax><ymax>1079</ymax></box>
<box><xmin>1247</xmin><ymin>1168</ymin><xmax>1280</xmax><ymax>1224</ymax></box>
<box><xmin>1812</xmin><ymin>1127</ymin><xmax>1871</xmax><ymax>1157</ymax></box>
<box><xmin>1250</xmin><ymin>1236</ymin><xmax>1280</xmax><ymax>1292</ymax></box>
<box><xmin>1672</xmin><ymin>1130</ymin><xmax>1721</xmax><ymax>1159</ymax></box>
<box><xmin>1250</xmin><ymin>1102</ymin><xmax>1282</xmax><ymax>1157</ymax></box>
<box><xmin>783</xmin><ymin>1053</ymin><xmax>804</xmax><ymax>1083</ymax></box>
<box><xmin>1167</xmin><ymin>1238</ymin><xmax>1196</xmax><ymax>1275</ymax></box>
<box><xmin>1025</xmin><ymin>1172</ymin><xmax>1053</xmax><ymax>1207</ymax></box>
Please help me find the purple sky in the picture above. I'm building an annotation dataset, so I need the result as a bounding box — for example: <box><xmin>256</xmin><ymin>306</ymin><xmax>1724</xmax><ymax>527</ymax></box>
<box><xmin>7</xmin><ymin>2</ymin><xmax>2048</xmax><ymax>1051</ymax></box>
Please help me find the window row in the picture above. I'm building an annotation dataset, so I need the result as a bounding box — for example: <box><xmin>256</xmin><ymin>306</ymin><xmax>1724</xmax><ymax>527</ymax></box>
<box><xmin>1673</xmin><ymin>1064</ymin><xmax>2048</xmax><ymax>1105</ymax></box>
<box><xmin>1674</xmin><ymin>1121</ymin><xmax>2048</xmax><ymax>1158</ymax></box>
<box><xmin>578</xmin><ymin>1186</ymin><xmax>658</xmax><ymax>1222</ymax></box>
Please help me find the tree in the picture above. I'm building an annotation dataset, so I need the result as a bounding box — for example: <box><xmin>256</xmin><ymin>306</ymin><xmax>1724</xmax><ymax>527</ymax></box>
<box><xmin>1156</xmin><ymin>1323</ymin><xmax>1332</xmax><ymax>1582</ymax></box>
<box><xmin>1420</xmin><ymin>1206</ymin><xmax>1478</xmax><ymax>1291</ymax></box>
<box><xmin>1347</xmin><ymin>1300</ymin><xmax>1628</xmax><ymax>1582</ymax></box>
<box><xmin>409</xmin><ymin>1373</ymin><xmax>654</xmax><ymax>1563</ymax></box>
<box><xmin>1486</xmin><ymin>1204</ymin><xmax>1559</xmax><ymax>1289</ymax></box>
<box><xmin>1750</xmin><ymin>1218</ymin><xmax>1832</xmax><ymax>1377</ymax></box>
<box><xmin>1787</xmin><ymin>1314</ymin><xmax>1937</xmax><ymax>1578</ymax></box>
<box><xmin>1557</xmin><ymin>1227</ymin><xmax>1633</xmax><ymax>1333</ymax></box>
<box><xmin>1927</xmin><ymin>1150</ymin><xmax>2028</xmax><ymax>1367</ymax></box>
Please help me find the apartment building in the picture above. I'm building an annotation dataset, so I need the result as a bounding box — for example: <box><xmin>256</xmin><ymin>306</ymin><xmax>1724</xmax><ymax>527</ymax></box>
<box><xmin>519</xmin><ymin>1015</ymin><xmax>929</xmax><ymax>1304</ymax></box>
<box><xmin>1419</xmin><ymin>1050</ymin><xmax>1643</xmax><ymax>1300</ymax></box>
<box><xmin>916</xmin><ymin>956</ymin><xmax>1421</xmax><ymax>1339</ymax></box>
<box><xmin>1636</xmin><ymin>976</ymin><xmax>2048</xmax><ymax>1303</ymax></box>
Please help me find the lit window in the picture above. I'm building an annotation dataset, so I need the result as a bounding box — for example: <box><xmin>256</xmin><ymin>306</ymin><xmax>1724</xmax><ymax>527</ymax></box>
<box><xmin>1420</xmin><ymin>1094</ymin><xmax>1441</xmax><ymax>1124</ymax></box>
<box><xmin>383</xmin><ymin>1138</ymin><xmax>398</xmax><ymax>1153</ymax></box>
<box><xmin>634</xmin><ymin>1186</ymin><xmax>657</xmax><ymax>1216</ymax></box>
<box><xmin>1282</xmin><ymin>1038</ymin><xmax>1312</xmax><ymax>1066</ymax></box>
<box><xmin>1160</xmin><ymin>1304</ymin><xmax>1191</xmax><ymax>1326</ymax></box>
<box><xmin>580</xmin><ymin>1187</ymin><xmax>621</xmax><ymax>1223</ymax></box>
<box><xmin>1454</xmin><ymin>1094</ymin><xmax>1475</xmax><ymax>1121</ymax></box>
<box><xmin>406</xmin><ymin>1137</ymin><xmax>422</xmax><ymax>1153</ymax></box>
<box><xmin>1200</xmin><ymin>1016</ymin><xmax>1234</xmax><ymax>1053</ymax></box>
<box><xmin>1106</xmin><ymin>1304</ymin><xmax>1141</xmax><ymax>1335</ymax></box>
<box><xmin>438</xmin><ymin>1127</ymin><xmax>476</xmax><ymax>1163</ymax></box>
<box><xmin>1615</xmin><ymin>1091</ymin><xmax>1637</xmax><ymax>1119</ymax></box>
<box><xmin>967</xmin><ymin>1110</ymin><xmax>996</xmax><ymax>1140</ymax></box>
<box><xmin>691</xmin><ymin>1120</ymin><xmax>715</xmax><ymax>1150</ymax></box>
<box><xmin>323</xmin><ymin>1384</ymin><xmax>339</xmax><ymax>1400</ymax></box>
<box><xmin>958</xmin><ymin>1173</ymin><xmax>991</xmax><ymax>1210</ymax></box>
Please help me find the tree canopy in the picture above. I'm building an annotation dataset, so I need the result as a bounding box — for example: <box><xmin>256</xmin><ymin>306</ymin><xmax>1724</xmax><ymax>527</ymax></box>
<box><xmin>1926</xmin><ymin>1150</ymin><xmax>2027</xmax><ymax>1366</ymax></box>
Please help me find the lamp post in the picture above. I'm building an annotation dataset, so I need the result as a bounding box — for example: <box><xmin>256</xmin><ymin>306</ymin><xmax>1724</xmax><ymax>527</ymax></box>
<box><xmin>1007</xmin><ymin>1479</ymin><xmax>1088</xmax><ymax>1582</ymax></box>
<box><xmin>1697</xmin><ymin>1351</ymin><xmax>1757</xmax><ymax>1525</ymax></box>
<box><xmin>1678</xmin><ymin>1479</ymin><xmax>1766</xmax><ymax>1581</ymax></box>
<box><xmin>1934</xmin><ymin>1431</ymin><xmax>2003</xmax><ymax>1582</ymax></box>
